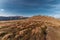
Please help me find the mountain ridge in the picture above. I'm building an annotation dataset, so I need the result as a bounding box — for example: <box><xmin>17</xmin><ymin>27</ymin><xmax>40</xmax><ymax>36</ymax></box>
<box><xmin>0</xmin><ymin>16</ymin><xmax>28</xmax><ymax>21</ymax></box>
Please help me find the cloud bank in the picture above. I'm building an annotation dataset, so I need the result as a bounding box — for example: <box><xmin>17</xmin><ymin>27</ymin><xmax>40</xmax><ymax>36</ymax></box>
<box><xmin>0</xmin><ymin>0</ymin><xmax>60</xmax><ymax>17</ymax></box>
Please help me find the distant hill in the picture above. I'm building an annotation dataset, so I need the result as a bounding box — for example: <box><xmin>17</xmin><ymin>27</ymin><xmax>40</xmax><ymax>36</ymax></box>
<box><xmin>0</xmin><ymin>16</ymin><xmax>28</xmax><ymax>21</ymax></box>
<box><xmin>0</xmin><ymin>15</ymin><xmax>60</xmax><ymax>40</ymax></box>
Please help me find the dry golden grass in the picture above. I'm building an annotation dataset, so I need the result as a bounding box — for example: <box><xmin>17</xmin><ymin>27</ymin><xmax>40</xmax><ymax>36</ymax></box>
<box><xmin>0</xmin><ymin>15</ymin><xmax>60</xmax><ymax>40</ymax></box>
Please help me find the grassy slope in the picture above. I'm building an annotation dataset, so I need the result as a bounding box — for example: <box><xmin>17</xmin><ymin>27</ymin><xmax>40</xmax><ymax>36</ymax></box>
<box><xmin>0</xmin><ymin>16</ymin><xmax>60</xmax><ymax>40</ymax></box>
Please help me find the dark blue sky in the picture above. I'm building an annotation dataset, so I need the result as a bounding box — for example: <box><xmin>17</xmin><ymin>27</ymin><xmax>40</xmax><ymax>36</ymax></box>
<box><xmin>0</xmin><ymin>0</ymin><xmax>60</xmax><ymax>17</ymax></box>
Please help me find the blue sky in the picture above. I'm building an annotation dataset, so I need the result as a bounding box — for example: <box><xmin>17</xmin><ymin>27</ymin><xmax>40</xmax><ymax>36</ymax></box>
<box><xmin>0</xmin><ymin>0</ymin><xmax>60</xmax><ymax>18</ymax></box>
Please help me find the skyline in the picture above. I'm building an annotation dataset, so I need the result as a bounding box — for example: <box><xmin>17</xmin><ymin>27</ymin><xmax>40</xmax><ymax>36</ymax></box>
<box><xmin>0</xmin><ymin>0</ymin><xmax>60</xmax><ymax>18</ymax></box>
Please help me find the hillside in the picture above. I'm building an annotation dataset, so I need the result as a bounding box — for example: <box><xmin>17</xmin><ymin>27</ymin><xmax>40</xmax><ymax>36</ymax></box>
<box><xmin>0</xmin><ymin>16</ymin><xmax>60</xmax><ymax>40</ymax></box>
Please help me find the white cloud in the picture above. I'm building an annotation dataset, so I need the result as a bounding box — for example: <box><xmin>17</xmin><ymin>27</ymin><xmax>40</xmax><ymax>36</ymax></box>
<box><xmin>0</xmin><ymin>11</ymin><xmax>15</xmax><ymax>16</ymax></box>
<box><xmin>49</xmin><ymin>11</ymin><xmax>60</xmax><ymax>18</ymax></box>
<box><xmin>48</xmin><ymin>4</ymin><xmax>60</xmax><ymax>18</ymax></box>
<box><xmin>0</xmin><ymin>9</ymin><xmax>4</xmax><ymax>12</ymax></box>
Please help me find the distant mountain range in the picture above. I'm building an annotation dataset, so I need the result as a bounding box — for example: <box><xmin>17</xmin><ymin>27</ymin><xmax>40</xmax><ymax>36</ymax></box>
<box><xmin>0</xmin><ymin>16</ymin><xmax>28</xmax><ymax>21</ymax></box>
